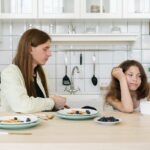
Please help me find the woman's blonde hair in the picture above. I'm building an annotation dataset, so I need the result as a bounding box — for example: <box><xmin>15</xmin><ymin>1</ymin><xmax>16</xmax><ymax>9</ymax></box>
<box><xmin>106</xmin><ymin>60</ymin><xmax>149</xmax><ymax>101</ymax></box>
<box><xmin>13</xmin><ymin>28</ymin><xmax>51</xmax><ymax>97</ymax></box>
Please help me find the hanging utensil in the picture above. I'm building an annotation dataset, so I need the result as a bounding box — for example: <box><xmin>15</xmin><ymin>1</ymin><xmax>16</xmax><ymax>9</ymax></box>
<box><xmin>62</xmin><ymin>55</ymin><xmax>71</xmax><ymax>86</ymax></box>
<box><xmin>80</xmin><ymin>53</ymin><xmax>82</xmax><ymax>65</ymax></box>
<box><xmin>91</xmin><ymin>55</ymin><xmax>98</xmax><ymax>86</ymax></box>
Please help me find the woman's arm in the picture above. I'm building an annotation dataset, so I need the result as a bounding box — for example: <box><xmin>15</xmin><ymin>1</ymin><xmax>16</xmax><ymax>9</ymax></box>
<box><xmin>1</xmin><ymin>65</ymin><xmax>55</xmax><ymax>113</ymax></box>
<box><xmin>107</xmin><ymin>68</ymin><xmax>134</xmax><ymax>113</ymax></box>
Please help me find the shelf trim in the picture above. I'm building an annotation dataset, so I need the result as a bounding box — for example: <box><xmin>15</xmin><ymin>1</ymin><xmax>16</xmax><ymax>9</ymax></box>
<box><xmin>51</xmin><ymin>34</ymin><xmax>137</xmax><ymax>44</ymax></box>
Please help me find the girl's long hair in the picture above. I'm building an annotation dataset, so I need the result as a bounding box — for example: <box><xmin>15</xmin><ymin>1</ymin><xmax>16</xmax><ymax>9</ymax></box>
<box><xmin>13</xmin><ymin>28</ymin><xmax>51</xmax><ymax>97</ymax></box>
<box><xmin>106</xmin><ymin>60</ymin><xmax>149</xmax><ymax>101</ymax></box>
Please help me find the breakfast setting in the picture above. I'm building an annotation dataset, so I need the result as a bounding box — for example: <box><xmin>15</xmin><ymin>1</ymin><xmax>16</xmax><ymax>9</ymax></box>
<box><xmin>1</xmin><ymin>0</ymin><xmax>150</xmax><ymax>150</ymax></box>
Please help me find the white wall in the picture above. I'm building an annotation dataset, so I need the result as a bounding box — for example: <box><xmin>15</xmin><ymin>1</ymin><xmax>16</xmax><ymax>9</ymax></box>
<box><xmin>0</xmin><ymin>20</ymin><xmax>150</xmax><ymax>95</ymax></box>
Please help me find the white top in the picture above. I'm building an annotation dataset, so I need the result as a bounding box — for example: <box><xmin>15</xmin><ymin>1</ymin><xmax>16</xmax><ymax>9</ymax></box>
<box><xmin>0</xmin><ymin>64</ymin><xmax>54</xmax><ymax>113</ymax></box>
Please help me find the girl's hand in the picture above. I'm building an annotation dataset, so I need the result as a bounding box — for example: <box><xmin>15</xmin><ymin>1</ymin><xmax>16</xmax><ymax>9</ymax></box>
<box><xmin>112</xmin><ymin>67</ymin><xmax>126</xmax><ymax>81</ymax></box>
<box><xmin>50</xmin><ymin>96</ymin><xmax>66</xmax><ymax>110</ymax></box>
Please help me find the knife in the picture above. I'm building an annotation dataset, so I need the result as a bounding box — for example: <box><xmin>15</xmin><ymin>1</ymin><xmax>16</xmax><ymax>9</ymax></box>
<box><xmin>0</xmin><ymin>132</ymin><xmax>32</xmax><ymax>135</ymax></box>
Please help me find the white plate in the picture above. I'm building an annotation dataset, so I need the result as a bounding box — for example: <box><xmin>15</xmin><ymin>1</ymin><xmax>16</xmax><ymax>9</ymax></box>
<box><xmin>94</xmin><ymin>117</ymin><xmax>122</xmax><ymax>125</ymax></box>
<box><xmin>58</xmin><ymin>108</ymin><xmax>98</xmax><ymax>116</ymax></box>
<box><xmin>0</xmin><ymin>115</ymin><xmax>38</xmax><ymax>125</ymax></box>
<box><xmin>0</xmin><ymin>119</ymin><xmax>41</xmax><ymax>130</ymax></box>
<box><xmin>57</xmin><ymin>108</ymin><xmax>99</xmax><ymax>120</ymax></box>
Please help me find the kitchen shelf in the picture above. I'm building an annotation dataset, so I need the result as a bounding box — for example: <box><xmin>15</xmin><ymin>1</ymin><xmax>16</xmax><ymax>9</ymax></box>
<box><xmin>51</xmin><ymin>34</ymin><xmax>137</xmax><ymax>44</ymax></box>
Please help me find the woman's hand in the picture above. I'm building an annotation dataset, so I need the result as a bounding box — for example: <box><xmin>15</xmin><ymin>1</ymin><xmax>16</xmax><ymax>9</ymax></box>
<box><xmin>50</xmin><ymin>96</ymin><xmax>66</xmax><ymax>110</ymax></box>
<box><xmin>112</xmin><ymin>67</ymin><xmax>126</xmax><ymax>81</ymax></box>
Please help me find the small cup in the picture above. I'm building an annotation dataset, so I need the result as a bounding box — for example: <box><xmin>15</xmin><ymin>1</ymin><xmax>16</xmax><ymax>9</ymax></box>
<box><xmin>140</xmin><ymin>100</ymin><xmax>150</xmax><ymax>115</ymax></box>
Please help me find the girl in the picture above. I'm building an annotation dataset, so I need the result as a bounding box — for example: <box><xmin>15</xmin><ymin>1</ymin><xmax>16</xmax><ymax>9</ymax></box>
<box><xmin>106</xmin><ymin>60</ymin><xmax>149</xmax><ymax>113</ymax></box>
<box><xmin>1</xmin><ymin>28</ymin><xmax>66</xmax><ymax>113</ymax></box>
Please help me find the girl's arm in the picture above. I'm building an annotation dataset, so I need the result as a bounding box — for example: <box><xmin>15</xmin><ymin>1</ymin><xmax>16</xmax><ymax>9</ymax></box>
<box><xmin>107</xmin><ymin>68</ymin><xmax>134</xmax><ymax>113</ymax></box>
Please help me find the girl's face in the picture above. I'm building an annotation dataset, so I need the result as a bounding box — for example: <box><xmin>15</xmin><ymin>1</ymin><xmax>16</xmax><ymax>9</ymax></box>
<box><xmin>30</xmin><ymin>40</ymin><xmax>51</xmax><ymax>66</ymax></box>
<box><xmin>125</xmin><ymin>66</ymin><xmax>142</xmax><ymax>91</ymax></box>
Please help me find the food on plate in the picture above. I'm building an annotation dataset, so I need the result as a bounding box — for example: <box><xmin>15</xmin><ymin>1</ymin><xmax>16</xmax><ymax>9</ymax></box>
<box><xmin>67</xmin><ymin>109</ymin><xmax>91</xmax><ymax>115</ymax></box>
<box><xmin>0</xmin><ymin>117</ymin><xmax>23</xmax><ymax>124</ymax></box>
<box><xmin>98</xmin><ymin>116</ymin><xmax>119</xmax><ymax>122</ymax></box>
<box><xmin>0</xmin><ymin>117</ymin><xmax>31</xmax><ymax>124</ymax></box>
<box><xmin>26</xmin><ymin>117</ymin><xmax>31</xmax><ymax>122</ymax></box>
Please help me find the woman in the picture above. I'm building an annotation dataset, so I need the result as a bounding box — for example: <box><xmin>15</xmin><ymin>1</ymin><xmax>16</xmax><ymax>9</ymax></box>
<box><xmin>1</xmin><ymin>28</ymin><xmax>66</xmax><ymax>113</ymax></box>
<box><xmin>105</xmin><ymin>60</ymin><xmax>149</xmax><ymax>113</ymax></box>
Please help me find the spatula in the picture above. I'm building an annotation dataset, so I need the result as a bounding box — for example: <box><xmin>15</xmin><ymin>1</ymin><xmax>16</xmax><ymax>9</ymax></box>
<box><xmin>62</xmin><ymin>56</ymin><xmax>71</xmax><ymax>86</ymax></box>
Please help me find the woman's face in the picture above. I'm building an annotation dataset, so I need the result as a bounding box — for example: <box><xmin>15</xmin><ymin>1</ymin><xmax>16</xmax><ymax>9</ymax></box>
<box><xmin>30</xmin><ymin>40</ymin><xmax>51</xmax><ymax>66</ymax></box>
<box><xmin>125</xmin><ymin>66</ymin><xmax>142</xmax><ymax>91</ymax></box>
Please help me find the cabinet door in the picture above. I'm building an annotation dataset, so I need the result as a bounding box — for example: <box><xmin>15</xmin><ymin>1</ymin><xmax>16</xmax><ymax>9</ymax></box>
<box><xmin>0</xmin><ymin>0</ymin><xmax>37</xmax><ymax>19</ymax></box>
<box><xmin>38</xmin><ymin>0</ymin><xmax>80</xmax><ymax>19</ymax></box>
<box><xmin>80</xmin><ymin>0</ymin><xmax>122</xmax><ymax>18</ymax></box>
<box><xmin>123</xmin><ymin>0</ymin><xmax>150</xmax><ymax>18</ymax></box>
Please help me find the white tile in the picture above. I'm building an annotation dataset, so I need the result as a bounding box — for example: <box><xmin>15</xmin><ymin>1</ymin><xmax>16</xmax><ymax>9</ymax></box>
<box><xmin>128</xmin><ymin>22</ymin><xmax>141</xmax><ymax>34</ymax></box>
<box><xmin>0</xmin><ymin>36</ymin><xmax>12</xmax><ymax>50</ymax></box>
<box><xmin>74</xmin><ymin>23</ymin><xmax>85</xmax><ymax>34</ymax></box>
<box><xmin>112</xmin><ymin>21</ymin><xmax>127</xmax><ymax>33</ymax></box>
<box><xmin>99</xmin><ymin>64</ymin><xmax>113</xmax><ymax>78</ymax></box>
<box><xmin>85</xmin><ymin>64</ymin><xmax>99</xmax><ymax>78</ymax></box>
<box><xmin>12</xmin><ymin>22</ymin><xmax>26</xmax><ymax>35</ymax></box>
<box><xmin>47</xmin><ymin>78</ymin><xmax>56</xmax><ymax>94</ymax></box>
<box><xmin>12</xmin><ymin>50</ymin><xmax>17</xmax><ymax>58</ymax></box>
<box><xmin>70</xmin><ymin>65</ymin><xmax>82</xmax><ymax>79</ymax></box>
<box><xmin>47</xmin><ymin>52</ymin><xmax>56</xmax><ymax>65</ymax></box>
<box><xmin>56</xmin><ymin>45</ymin><xmax>71</xmax><ymax>50</ymax></box>
<box><xmin>85</xmin><ymin>23</ymin><xmax>97</xmax><ymax>34</ymax></box>
<box><xmin>142</xmin><ymin>21</ymin><xmax>149</xmax><ymax>35</ymax></box>
<box><xmin>56</xmin><ymin>79</ymin><xmax>71</xmax><ymax>94</ymax></box>
<box><xmin>73</xmin><ymin>78</ymin><xmax>85</xmax><ymax>94</ymax></box>
<box><xmin>0</xmin><ymin>51</ymin><xmax>12</xmax><ymax>64</ymax></box>
<box><xmin>142</xmin><ymin>35</ymin><xmax>150</xmax><ymax>49</ymax></box>
<box><xmin>98</xmin><ymin>45</ymin><xmax>113</xmax><ymax>50</ymax></box>
<box><xmin>113</xmin><ymin>51</ymin><xmax>127</xmax><ymax>63</ymax></box>
<box><xmin>99</xmin><ymin>79</ymin><xmax>111</xmax><ymax>87</ymax></box>
<box><xmin>112</xmin><ymin>45</ymin><xmax>128</xmax><ymax>51</ymax></box>
<box><xmin>0</xmin><ymin>65</ymin><xmax>8</xmax><ymax>72</ymax></box>
<box><xmin>143</xmin><ymin>64</ymin><xmax>150</xmax><ymax>78</ymax></box>
<box><xmin>12</xmin><ymin>36</ymin><xmax>20</xmax><ymax>50</ymax></box>
<box><xmin>41</xmin><ymin>23</ymin><xmax>50</xmax><ymax>33</ymax></box>
<box><xmin>84</xmin><ymin>52</ymin><xmax>99</xmax><ymax>64</ymax></box>
<box><xmin>44</xmin><ymin>65</ymin><xmax>56</xmax><ymax>78</ymax></box>
<box><xmin>128</xmin><ymin>50</ymin><xmax>142</xmax><ymax>62</ymax></box>
<box><xmin>77</xmin><ymin>65</ymin><xmax>85</xmax><ymax>79</ymax></box>
<box><xmin>84</xmin><ymin>79</ymin><xmax>100</xmax><ymax>94</ymax></box>
<box><xmin>100</xmin><ymin>22</ymin><xmax>112</xmax><ymax>33</ymax></box>
<box><xmin>99</xmin><ymin>78</ymin><xmax>111</xmax><ymax>97</ymax></box>
<box><xmin>142</xmin><ymin>50</ymin><xmax>150</xmax><ymax>63</ymax></box>
<box><xmin>56</xmin><ymin>51</ymin><xmax>70</xmax><ymax>64</ymax></box>
<box><xmin>56</xmin><ymin>22</ymin><xmax>69</xmax><ymax>34</ymax></box>
<box><xmin>99</xmin><ymin>51</ymin><xmax>113</xmax><ymax>63</ymax></box>
<box><xmin>56</xmin><ymin>64</ymin><xmax>71</xmax><ymax>78</ymax></box>
<box><xmin>132</xmin><ymin>37</ymin><xmax>141</xmax><ymax>50</ymax></box>
<box><xmin>70</xmin><ymin>51</ymin><xmax>81</xmax><ymax>64</ymax></box>
<box><xmin>26</xmin><ymin>22</ymin><xmax>41</xmax><ymax>30</ymax></box>
<box><xmin>0</xmin><ymin>22</ymin><xmax>12</xmax><ymax>35</ymax></box>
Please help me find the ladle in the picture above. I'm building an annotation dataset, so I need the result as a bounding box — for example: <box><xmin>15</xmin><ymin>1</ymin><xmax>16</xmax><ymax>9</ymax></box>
<box><xmin>91</xmin><ymin>55</ymin><xmax>98</xmax><ymax>86</ymax></box>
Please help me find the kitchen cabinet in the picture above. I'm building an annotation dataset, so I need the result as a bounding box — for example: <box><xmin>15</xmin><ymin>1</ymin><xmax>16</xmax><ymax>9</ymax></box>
<box><xmin>38</xmin><ymin>0</ymin><xmax>80</xmax><ymax>19</ymax></box>
<box><xmin>123</xmin><ymin>0</ymin><xmax>150</xmax><ymax>18</ymax></box>
<box><xmin>0</xmin><ymin>0</ymin><xmax>37</xmax><ymax>19</ymax></box>
<box><xmin>38</xmin><ymin>0</ymin><xmax>122</xmax><ymax>19</ymax></box>
<box><xmin>1</xmin><ymin>0</ymin><xmax>150</xmax><ymax>19</ymax></box>
<box><xmin>80</xmin><ymin>0</ymin><xmax>122</xmax><ymax>19</ymax></box>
